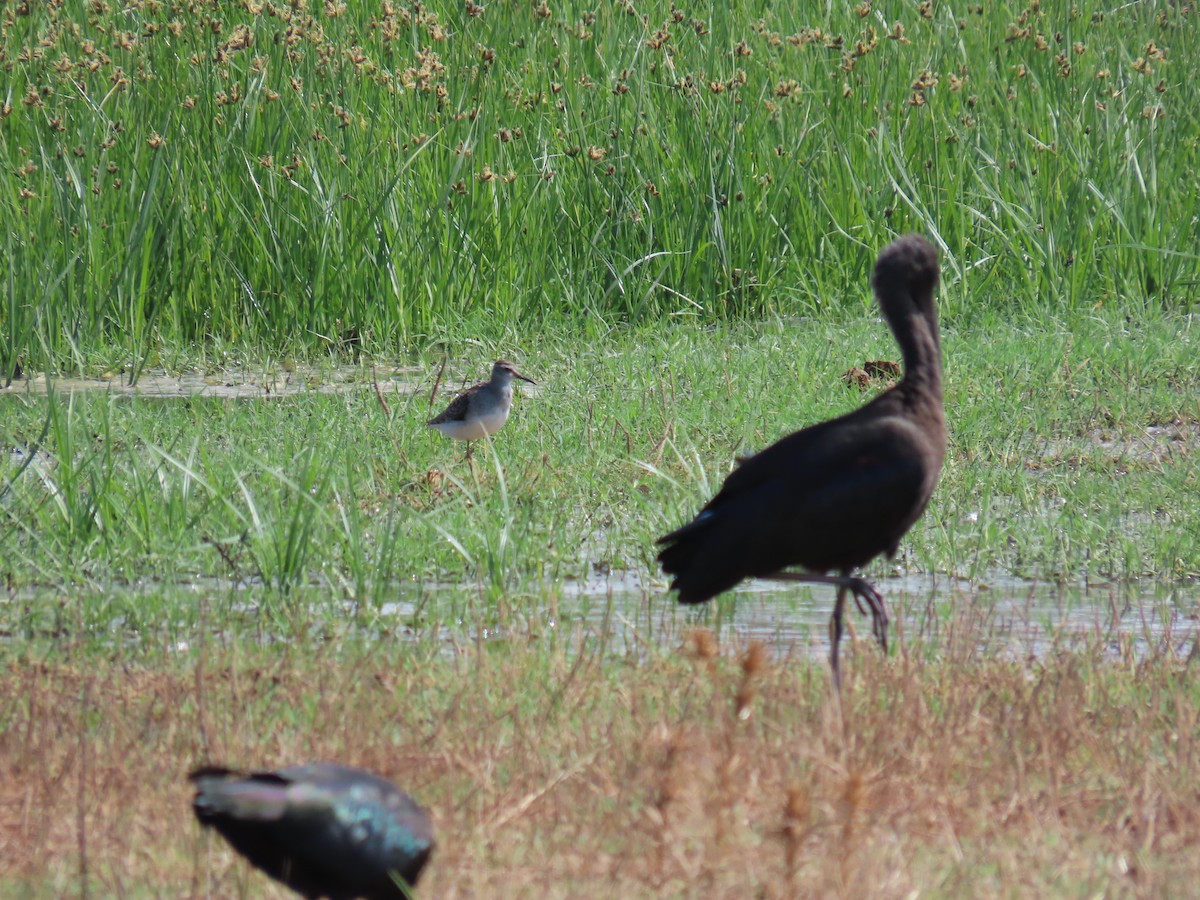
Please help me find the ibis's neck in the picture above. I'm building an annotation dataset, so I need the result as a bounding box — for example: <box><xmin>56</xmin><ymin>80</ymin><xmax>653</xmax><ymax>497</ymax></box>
<box><xmin>892</xmin><ymin>306</ymin><xmax>942</xmax><ymax>409</ymax></box>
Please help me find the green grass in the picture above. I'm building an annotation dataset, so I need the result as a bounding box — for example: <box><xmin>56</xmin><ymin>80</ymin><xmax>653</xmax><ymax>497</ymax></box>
<box><xmin>1</xmin><ymin>309</ymin><xmax>1196</xmax><ymax>641</ymax></box>
<box><xmin>4</xmin><ymin>3</ymin><xmax>1195</xmax><ymax>897</ymax></box>
<box><xmin>2</xmin><ymin>1</ymin><xmax>1199</xmax><ymax>378</ymax></box>
<box><xmin>2</xmin><ymin>4</ymin><xmax>1199</xmax><ymax>893</ymax></box>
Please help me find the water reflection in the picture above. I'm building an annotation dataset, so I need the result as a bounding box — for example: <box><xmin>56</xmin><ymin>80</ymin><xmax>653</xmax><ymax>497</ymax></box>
<box><xmin>723</xmin><ymin>572</ymin><xmax>1197</xmax><ymax>662</ymax></box>
<box><xmin>5</xmin><ymin>571</ymin><xmax>1194</xmax><ymax>663</ymax></box>
<box><xmin>385</xmin><ymin>570</ymin><xmax>1196</xmax><ymax>663</ymax></box>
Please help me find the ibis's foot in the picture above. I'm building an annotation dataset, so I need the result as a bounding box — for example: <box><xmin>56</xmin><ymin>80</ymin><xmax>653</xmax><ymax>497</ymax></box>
<box><xmin>762</xmin><ymin>570</ymin><xmax>888</xmax><ymax>683</ymax></box>
<box><xmin>845</xmin><ymin>577</ymin><xmax>888</xmax><ymax>654</ymax></box>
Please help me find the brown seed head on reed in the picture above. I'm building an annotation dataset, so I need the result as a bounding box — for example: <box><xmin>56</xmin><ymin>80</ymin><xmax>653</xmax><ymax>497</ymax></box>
<box><xmin>736</xmin><ymin>641</ymin><xmax>767</xmax><ymax>720</ymax></box>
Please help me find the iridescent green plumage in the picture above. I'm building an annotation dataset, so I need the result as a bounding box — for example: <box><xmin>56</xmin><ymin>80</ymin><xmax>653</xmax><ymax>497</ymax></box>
<box><xmin>191</xmin><ymin>763</ymin><xmax>434</xmax><ymax>899</ymax></box>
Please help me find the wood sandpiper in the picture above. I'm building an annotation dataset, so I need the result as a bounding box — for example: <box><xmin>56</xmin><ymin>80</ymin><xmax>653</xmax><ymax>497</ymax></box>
<box><xmin>427</xmin><ymin>360</ymin><xmax>536</xmax><ymax>445</ymax></box>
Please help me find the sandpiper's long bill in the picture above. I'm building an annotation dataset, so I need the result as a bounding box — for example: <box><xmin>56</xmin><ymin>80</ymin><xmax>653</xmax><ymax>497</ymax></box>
<box><xmin>427</xmin><ymin>360</ymin><xmax>535</xmax><ymax>442</ymax></box>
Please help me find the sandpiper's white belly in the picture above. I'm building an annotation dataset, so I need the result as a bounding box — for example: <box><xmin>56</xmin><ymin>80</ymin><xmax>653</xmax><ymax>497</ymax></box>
<box><xmin>430</xmin><ymin>407</ymin><xmax>509</xmax><ymax>441</ymax></box>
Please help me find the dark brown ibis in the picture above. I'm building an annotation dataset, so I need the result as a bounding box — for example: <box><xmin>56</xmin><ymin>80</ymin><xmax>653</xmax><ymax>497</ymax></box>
<box><xmin>657</xmin><ymin>233</ymin><xmax>945</xmax><ymax>685</ymax></box>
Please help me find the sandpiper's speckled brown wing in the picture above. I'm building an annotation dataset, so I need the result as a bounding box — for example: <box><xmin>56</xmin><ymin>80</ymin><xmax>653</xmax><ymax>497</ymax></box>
<box><xmin>428</xmin><ymin>384</ymin><xmax>479</xmax><ymax>425</ymax></box>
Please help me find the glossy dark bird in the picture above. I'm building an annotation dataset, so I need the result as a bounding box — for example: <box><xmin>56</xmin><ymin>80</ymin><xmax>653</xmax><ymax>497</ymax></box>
<box><xmin>190</xmin><ymin>763</ymin><xmax>434</xmax><ymax>899</ymax></box>
<box><xmin>657</xmin><ymin>233</ymin><xmax>945</xmax><ymax>685</ymax></box>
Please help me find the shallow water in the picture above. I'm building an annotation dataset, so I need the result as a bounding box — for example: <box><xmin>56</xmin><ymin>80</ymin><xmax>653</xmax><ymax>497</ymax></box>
<box><xmin>1036</xmin><ymin>424</ymin><xmax>1200</xmax><ymax>467</ymax></box>
<box><xmin>1</xmin><ymin>364</ymin><xmax>422</xmax><ymax>400</ymax></box>
<box><xmin>512</xmin><ymin>569</ymin><xmax>1198</xmax><ymax>663</ymax></box>
<box><xmin>0</xmin><ymin>363</ymin><xmax>552</xmax><ymax>405</ymax></box>
<box><xmin>19</xmin><ymin>568</ymin><xmax>1188</xmax><ymax>665</ymax></box>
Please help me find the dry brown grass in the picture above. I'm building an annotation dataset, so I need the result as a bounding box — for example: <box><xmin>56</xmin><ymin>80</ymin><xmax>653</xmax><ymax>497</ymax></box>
<box><xmin>3</xmin><ymin>629</ymin><xmax>1199</xmax><ymax>898</ymax></box>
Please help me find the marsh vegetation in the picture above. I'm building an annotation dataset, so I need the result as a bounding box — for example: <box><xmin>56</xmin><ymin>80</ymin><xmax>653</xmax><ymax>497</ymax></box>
<box><xmin>2</xmin><ymin>0</ymin><xmax>1199</xmax><ymax>896</ymax></box>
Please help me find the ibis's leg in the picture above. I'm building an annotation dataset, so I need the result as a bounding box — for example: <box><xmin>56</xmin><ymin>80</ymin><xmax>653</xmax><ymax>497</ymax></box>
<box><xmin>829</xmin><ymin>584</ymin><xmax>848</xmax><ymax>690</ymax></box>
<box><xmin>763</xmin><ymin>571</ymin><xmax>890</xmax><ymax>686</ymax></box>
